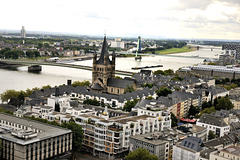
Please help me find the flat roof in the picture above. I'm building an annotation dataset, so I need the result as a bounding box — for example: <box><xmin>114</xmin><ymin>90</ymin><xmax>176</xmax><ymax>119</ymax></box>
<box><xmin>221</xmin><ymin>146</ymin><xmax>240</xmax><ymax>156</ymax></box>
<box><xmin>0</xmin><ymin>113</ymin><xmax>71</xmax><ymax>145</ymax></box>
<box><xmin>112</xmin><ymin>115</ymin><xmax>155</xmax><ymax>124</ymax></box>
<box><xmin>130</xmin><ymin>133</ymin><xmax>168</xmax><ymax>146</ymax></box>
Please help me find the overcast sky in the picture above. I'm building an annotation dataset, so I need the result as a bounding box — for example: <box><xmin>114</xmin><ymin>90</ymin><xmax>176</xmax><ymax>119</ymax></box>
<box><xmin>1</xmin><ymin>0</ymin><xmax>240</xmax><ymax>40</ymax></box>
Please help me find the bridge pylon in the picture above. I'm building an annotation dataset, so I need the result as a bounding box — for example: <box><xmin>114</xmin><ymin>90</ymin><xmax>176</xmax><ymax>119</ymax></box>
<box><xmin>135</xmin><ymin>36</ymin><xmax>142</xmax><ymax>61</ymax></box>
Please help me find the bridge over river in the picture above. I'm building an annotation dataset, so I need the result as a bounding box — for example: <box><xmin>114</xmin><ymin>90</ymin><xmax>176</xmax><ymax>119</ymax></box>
<box><xmin>115</xmin><ymin>51</ymin><xmax>209</xmax><ymax>59</ymax></box>
<box><xmin>0</xmin><ymin>59</ymin><xmax>134</xmax><ymax>76</ymax></box>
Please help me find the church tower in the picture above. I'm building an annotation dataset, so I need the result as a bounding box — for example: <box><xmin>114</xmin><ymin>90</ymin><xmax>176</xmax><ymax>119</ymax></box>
<box><xmin>92</xmin><ymin>36</ymin><xmax>115</xmax><ymax>92</ymax></box>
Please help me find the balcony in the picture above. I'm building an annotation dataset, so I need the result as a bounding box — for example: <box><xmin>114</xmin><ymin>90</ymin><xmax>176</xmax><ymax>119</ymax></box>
<box><xmin>108</xmin><ymin>124</ymin><xmax>123</xmax><ymax>132</ymax></box>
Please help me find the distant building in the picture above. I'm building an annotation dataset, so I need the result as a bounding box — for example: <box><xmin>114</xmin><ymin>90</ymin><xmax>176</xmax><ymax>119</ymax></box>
<box><xmin>0</xmin><ymin>113</ymin><xmax>72</xmax><ymax>160</ymax></box>
<box><xmin>222</xmin><ymin>44</ymin><xmax>240</xmax><ymax>60</ymax></box>
<box><xmin>192</xmin><ymin>65</ymin><xmax>240</xmax><ymax>79</ymax></box>
<box><xmin>110</xmin><ymin>38</ymin><xmax>125</xmax><ymax>49</ymax></box>
<box><xmin>20</xmin><ymin>26</ymin><xmax>26</xmax><ymax>38</ymax></box>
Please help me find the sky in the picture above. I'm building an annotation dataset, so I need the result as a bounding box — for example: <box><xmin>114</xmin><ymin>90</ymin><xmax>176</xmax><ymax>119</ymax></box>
<box><xmin>1</xmin><ymin>0</ymin><xmax>240</xmax><ymax>40</ymax></box>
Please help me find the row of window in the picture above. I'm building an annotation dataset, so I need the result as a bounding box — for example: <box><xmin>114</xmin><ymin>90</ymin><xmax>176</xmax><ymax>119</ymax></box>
<box><xmin>0</xmin><ymin>120</ymin><xmax>41</xmax><ymax>133</ymax></box>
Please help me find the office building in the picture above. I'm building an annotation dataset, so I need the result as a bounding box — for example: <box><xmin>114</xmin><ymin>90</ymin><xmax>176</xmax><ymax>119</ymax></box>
<box><xmin>0</xmin><ymin>113</ymin><xmax>72</xmax><ymax>160</ymax></box>
<box><xmin>20</xmin><ymin>26</ymin><xmax>26</xmax><ymax>39</ymax></box>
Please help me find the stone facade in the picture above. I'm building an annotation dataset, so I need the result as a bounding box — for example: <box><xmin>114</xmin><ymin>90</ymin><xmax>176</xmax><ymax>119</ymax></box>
<box><xmin>92</xmin><ymin>36</ymin><xmax>115</xmax><ymax>93</ymax></box>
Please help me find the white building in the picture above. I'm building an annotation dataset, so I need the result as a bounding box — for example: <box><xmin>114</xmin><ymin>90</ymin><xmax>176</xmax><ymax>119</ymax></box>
<box><xmin>210</xmin><ymin>145</ymin><xmax>240</xmax><ymax>160</ymax></box>
<box><xmin>20</xmin><ymin>26</ymin><xmax>26</xmax><ymax>38</ymax></box>
<box><xmin>196</xmin><ymin>114</ymin><xmax>230</xmax><ymax>138</ymax></box>
<box><xmin>110</xmin><ymin>39</ymin><xmax>125</xmax><ymax>49</ymax></box>
<box><xmin>173</xmin><ymin>137</ymin><xmax>203</xmax><ymax>160</ymax></box>
<box><xmin>76</xmin><ymin>110</ymin><xmax>169</xmax><ymax>159</ymax></box>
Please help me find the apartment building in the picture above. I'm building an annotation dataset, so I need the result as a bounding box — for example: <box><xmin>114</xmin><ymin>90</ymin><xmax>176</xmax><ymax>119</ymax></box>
<box><xmin>210</xmin><ymin>146</ymin><xmax>240</xmax><ymax>160</ymax></box>
<box><xmin>196</xmin><ymin>114</ymin><xmax>230</xmax><ymax>138</ymax></box>
<box><xmin>129</xmin><ymin>133</ymin><xmax>169</xmax><ymax>160</ymax></box>
<box><xmin>173</xmin><ymin>137</ymin><xmax>203</xmax><ymax>160</ymax></box>
<box><xmin>162</xmin><ymin>91</ymin><xmax>200</xmax><ymax>119</ymax></box>
<box><xmin>0</xmin><ymin>113</ymin><xmax>72</xmax><ymax>160</ymax></box>
<box><xmin>75</xmin><ymin>111</ymin><xmax>168</xmax><ymax>159</ymax></box>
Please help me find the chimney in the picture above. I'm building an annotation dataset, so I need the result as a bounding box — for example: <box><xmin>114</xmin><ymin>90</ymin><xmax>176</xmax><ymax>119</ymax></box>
<box><xmin>67</xmin><ymin>79</ymin><xmax>72</xmax><ymax>85</ymax></box>
<box><xmin>55</xmin><ymin>87</ymin><xmax>59</xmax><ymax>97</ymax></box>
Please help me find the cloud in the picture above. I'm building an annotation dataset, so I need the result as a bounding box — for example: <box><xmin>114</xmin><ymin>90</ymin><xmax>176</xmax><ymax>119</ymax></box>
<box><xmin>85</xmin><ymin>13</ymin><xmax>110</xmax><ymax>20</ymax></box>
<box><xmin>174</xmin><ymin>0</ymin><xmax>214</xmax><ymax>10</ymax></box>
<box><xmin>0</xmin><ymin>0</ymin><xmax>239</xmax><ymax>40</ymax></box>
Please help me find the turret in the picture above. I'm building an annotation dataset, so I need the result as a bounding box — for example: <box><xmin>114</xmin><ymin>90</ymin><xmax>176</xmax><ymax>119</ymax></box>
<box><xmin>112</xmin><ymin>50</ymin><xmax>116</xmax><ymax>65</ymax></box>
<box><xmin>93</xmin><ymin>52</ymin><xmax>97</xmax><ymax>64</ymax></box>
<box><xmin>104</xmin><ymin>55</ymin><xmax>108</xmax><ymax>65</ymax></box>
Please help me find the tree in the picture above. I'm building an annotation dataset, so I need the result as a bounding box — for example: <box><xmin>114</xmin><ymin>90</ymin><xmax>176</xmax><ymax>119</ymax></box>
<box><xmin>122</xmin><ymin>99</ymin><xmax>139</xmax><ymax>112</ymax></box>
<box><xmin>142</xmin><ymin>83</ymin><xmax>153</xmax><ymax>88</ymax></box>
<box><xmin>171</xmin><ymin>76</ymin><xmax>183</xmax><ymax>81</ymax></box>
<box><xmin>26</xmin><ymin>50</ymin><xmax>34</xmax><ymax>59</ymax></box>
<box><xmin>125</xmin><ymin>148</ymin><xmax>158</xmax><ymax>160</ymax></box>
<box><xmin>171</xmin><ymin>113</ymin><xmax>178</xmax><ymax>127</ymax></box>
<box><xmin>114</xmin><ymin>76</ymin><xmax>122</xmax><ymax>79</ymax></box>
<box><xmin>37</xmin><ymin>43</ymin><xmax>43</xmax><ymax>49</ymax></box>
<box><xmin>72</xmin><ymin>81</ymin><xmax>90</xmax><ymax>87</ymax></box>
<box><xmin>164</xmin><ymin>69</ymin><xmax>174</xmax><ymax>76</ymax></box>
<box><xmin>153</xmin><ymin>70</ymin><xmax>164</xmax><ymax>75</ymax></box>
<box><xmin>83</xmin><ymin>99</ymin><xmax>100</xmax><ymax>106</ymax></box>
<box><xmin>61</xmin><ymin>121</ymin><xmax>83</xmax><ymax>151</ymax></box>
<box><xmin>41</xmin><ymin>85</ymin><xmax>52</xmax><ymax>89</ymax></box>
<box><xmin>208</xmin><ymin>130</ymin><xmax>216</xmax><ymax>140</ymax></box>
<box><xmin>33</xmin><ymin>50</ymin><xmax>40</xmax><ymax>58</ymax></box>
<box><xmin>145</xmin><ymin>96</ymin><xmax>154</xmax><ymax>100</ymax></box>
<box><xmin>201</xmin><ymin>101</ymin><xmax>211</xmax><ymax>110</ymax></box>
<box><xmin>199</xmin><ymin>107</ymin><xmax>216</xmax><ymax>117</ymax></box>
<box><xmin>215</xmin><ymin>97</ymin><xmax>234</xmax><ymax>110</ymax></box>
<box><xmin>124</xmin><ymin>85</ymin><xmax>135</xmax><ymax>93</ymax></box>
<box><xmin>0</xmin><ymin>89</ymin><xmax>20</xmax><ymax>102</ymax></box>
<box><xmin>188</xmin><ymin>105</ymin><xmax>200</xmax><ymax>118</ymax></box>
<box><xmin>156</xmin><ymin>87</ymin><xmax>172</xmax><ymax>97</ymax></box>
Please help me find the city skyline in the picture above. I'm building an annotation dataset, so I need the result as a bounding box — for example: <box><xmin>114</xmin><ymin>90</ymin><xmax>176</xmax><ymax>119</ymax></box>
<box><xmin>1</xmin><ymin>0</ymin><xmax>240</xmax><ymax>40</ymax></box>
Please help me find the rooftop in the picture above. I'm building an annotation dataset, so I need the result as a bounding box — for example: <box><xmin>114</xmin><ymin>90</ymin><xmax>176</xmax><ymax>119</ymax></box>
<box><xmin>221</xmin><ymin>146</ymin><xmax>240</xmax><ymax>156</ymax></box>
<box><xmin>198</xmin><ymin>114</ymin><xmax>228</xmax><ymax>127</ymax></box>
<box><xmin>130</xmin><ymin>133</ymin><xmax>168</xmax><ymax>146</ymax></box>
<box><xmin>0</xmin><ymin>113</ymin><xmax>71</xmax><ymax>145</ymax></box>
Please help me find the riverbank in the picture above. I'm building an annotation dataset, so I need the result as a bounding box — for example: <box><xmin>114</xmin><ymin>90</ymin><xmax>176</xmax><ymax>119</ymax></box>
<box><xmin>155</xmin><ymin>46</ymin><xmax>196</xmax><ymax>55</ymax></box>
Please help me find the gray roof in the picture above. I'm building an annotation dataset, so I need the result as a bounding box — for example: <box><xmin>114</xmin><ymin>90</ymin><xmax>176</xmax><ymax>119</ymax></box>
<box><xmin>130</xmin><ymin>133</ymin><xmax>168</xmax><ymax>146</ymax></box>
<box><xmin>140</xmin><ymin>70</ymin><xmax>152</xmax><ymax>76</ymax></box>
<box><xmin>199</xmin><ymin>114</ymin><xmax>228</xmax><ymax>127</ymax></box>
<box><xmin>0</xmin><ymin>113</ymin><xmax>71</xmax><ymax>145</ymax></box>
<box><xmin>0</xmin><ymin>104</ymin><xmax>17</xmax><ymax>112</ymax></box>
<box><xmin>181</xmin><ymin>136</ymin><xmax>203</xmax><ymax>152</ymax></box>
<box><xmin>204</xmin><ymin>135</ymin><xmax>234</xmax><ymax>148</ymax></box>
<box><xmin>107</xmin><ymin>78</ymin><xmax>135</xmax><ymax>89</ymax></box>
<box><xmin>91</xmin><ymin>83</ymin><xmax>103</xmax><ymax>90</ymax></box>
<box><xmin>200</xmin><ymin>148</ymin><xmax>216</xmax><ymax>159</ymax></box>
<box><xmin>135</xmin><ymin>99</ymin><xmax>155</xmax><ymax>108</ymax></box>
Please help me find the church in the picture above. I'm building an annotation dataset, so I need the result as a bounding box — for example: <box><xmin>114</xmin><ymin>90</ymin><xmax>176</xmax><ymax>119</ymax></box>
<box><xmin>91</xmin><ymin>36</ymin><xmax>136</xmax><ymax>95</ymax></box>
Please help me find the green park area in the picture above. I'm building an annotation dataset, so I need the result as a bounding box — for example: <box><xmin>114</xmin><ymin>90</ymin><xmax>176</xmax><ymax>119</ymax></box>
<box><xmin>155</xmin><ymin>46</ymin><xmax>196</xmax><ymax>55</ymax></box>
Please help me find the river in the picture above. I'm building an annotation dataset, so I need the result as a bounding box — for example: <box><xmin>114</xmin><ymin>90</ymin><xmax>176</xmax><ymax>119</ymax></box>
<box><xmin>0</xmin><ymin>45</ymin><xmax>222</xmax><ymax>94</ymax></box>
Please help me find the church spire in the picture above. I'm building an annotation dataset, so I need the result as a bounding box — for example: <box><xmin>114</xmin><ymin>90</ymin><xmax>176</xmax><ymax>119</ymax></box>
<box><xmin>97</xmin><ymin>35</ymin><xmax>110</xmax><ymax>64</ymax></box>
